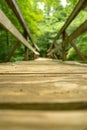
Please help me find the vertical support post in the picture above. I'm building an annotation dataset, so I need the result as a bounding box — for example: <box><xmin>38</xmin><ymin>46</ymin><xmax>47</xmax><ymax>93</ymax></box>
<box><xmin>62</xmin><ymin>31</ymin><xmax>66</xmax><ymax>61</ymax></box>
<box><xmin>23</xmin><ymin>32</ymin><xmax>29</xmax><ymax>61</ymax></box>
<box><xmin>6</xmin><ymin>31</ymin><xmax>9</xmax><ymax>45</ymax></box>
<box><xmin>24</xmin><ymin>46</ymin><xmax>29</xmax><ymax>61</ymax></box>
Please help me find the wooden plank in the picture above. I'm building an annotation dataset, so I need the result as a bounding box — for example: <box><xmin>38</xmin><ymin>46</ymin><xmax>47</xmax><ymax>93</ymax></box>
<box><xmin>48</xmin><ymin>0</ymin><xmax>85</xmax><ymax>52</ymax></box>
<box><xmin>6</xmin><ymin>0</ymin><xmax>40</xmax><ymax>52</ymax></box>
<box><xmin>0</xmin><ymin>59</ymin><xmax>87</xmax><ymax>104</ymax></box>
<box><xmin>0</xmin><ymin>111</ymin><xmax>87</xmax><ymax>130</ymax></box>
<box><xmin>0</xmin><ymin>9</ymin><xmax>39</xmax><ymax>55</ymax></box>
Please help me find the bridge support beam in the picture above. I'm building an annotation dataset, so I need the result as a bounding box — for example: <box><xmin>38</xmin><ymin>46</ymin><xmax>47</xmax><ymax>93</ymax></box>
<box><xmin>23</xmin><ymin>32</ymin><xmax>29</xmax><ymax>61</ymax></box>
<box><xmin>0</xmin><ymin>9</ymin><xmax>39</xmax><ymax>56</ymax></box>
<box><xmin>47</xmin><ymin>0</ymin><xmax>86</xmax><ymax>53</ymax></box>
<box><xmin>6</xmin><ymin>0</ymin><xmax>40</xmax><ymax>52</ymax></box>
<box><xmin>48</xmin><ymin>19</ymin><xmax>87</xmax><ymax>61</ymax></box>
<box><xmin>64</xmin><ymin>19</ymin><xmax>87</xmax><ymax>61</ymax></box>
<box><xmin>62</xmin><ymin>31</ymin><xmax>67</xmax><ymax>61</ymax></box>
<box><xmin>67</xmin><ymin>39</ymin><xmax>86</xmax><ymax>62</ymax></box>
<box><xmin>24</xmin><ymin>47</ymin><xmax>29</xmax><ymax>61</ymax></box>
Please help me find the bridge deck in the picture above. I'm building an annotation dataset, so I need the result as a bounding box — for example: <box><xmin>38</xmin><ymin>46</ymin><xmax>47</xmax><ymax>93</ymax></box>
<box><xmin>0</xmin><ymin>58</ymin><xmax>87</xmax><ymax>129</ymax></box>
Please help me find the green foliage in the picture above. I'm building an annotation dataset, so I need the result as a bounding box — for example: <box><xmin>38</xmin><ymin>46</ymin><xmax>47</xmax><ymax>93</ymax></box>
<box><xmin>0</xmin><ymin>0</ymin><xmax>87</xmax><ymax>62</ymax></box>
<box><xmin>10</xmin><ymin>45</ymin><xmax>24</xmax><ymax>62</ymax></box>
<box><xmin>37</xmin><ymin>32</ymin><xmax>52</xmax><ymax>57</ymax></box>
<box><xmin>67</xmin><ymin>41</ymin><xmax>87</xmax><ymax>61</ymax></box>
<box><xmin>0</xmin><ymin>28</ymin><xmax>9</xmax><ymax>62</ymax></box>
<box><xmin>66</xmin><ymin>8</ymin><xmax>87</xmax><ymax>61</ymax></box>
<box><xmin>16</xmin><ymin>0</ymin><xmax>43</xmax><ymax>35</ymax></box>
<box><xmin>67</xmin><ymin>10</ymin><xmax>87</xmax><ymax>35</ymax></box>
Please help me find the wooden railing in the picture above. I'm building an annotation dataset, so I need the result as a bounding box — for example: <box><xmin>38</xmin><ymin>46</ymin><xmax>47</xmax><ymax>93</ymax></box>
<box><xmin>6</xmin><ymin>0</ymin><xmax>40</xmax><ymax>52</ymax></box>
<box><xmin>0</xmin><ymin>0</ymin><xmax>40</xmax><ymax>61</ymax></box>
<box><xmin>47</xmin><ymin>0</ymin><xmax>87</xmax><ymax>61</ymax></box>
<box><xmin>0</xmin><ymin>0</ymin><xmax>87</xmax><ymax>62</ymax></box>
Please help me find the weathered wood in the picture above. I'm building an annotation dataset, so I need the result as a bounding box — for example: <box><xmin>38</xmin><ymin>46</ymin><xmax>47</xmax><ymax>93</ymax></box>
<box><xmin>66</xmin><ymin>20</ymin><xmax>87</xmax><ymax>43</ymax></box>
<box><xmin>23</xmin><ymin>32</ymin><xmax>29</xmax><ymax>60</ymax></box>
<box><xmin>0</xmin><ymin>59</ymin><xmax>87</xmax><ymax>104</ymax></box>
<box><xmin>62</xmin><ymin>31</ymin><xmax>66</xmax><ymax>61</ymax></box>
<box><xmin>82</xmin><ymin>0</ymin><xmax>87</xmax><ymax>9</ymax></box>
<box><xmin>24</xmin><ymin>47</ymin><xmax>29</xmax><ymax>61</ymax></box>
<box><xmin>48</xmin><ymin>20</ymin><xmax>87</xmax><ymax>61</ymax></box>
<box><xmin>61</xmin><ymin>20</ymin><xmax>87</xmax><ymax>60</ymax></box>
<box><xmin>0</xmin><ymin>56</ymin><xmax>87</xmax><ymax>130</ymax></box>
<box><xmin>0</xmin><ymin>9</ymin><xmax>39</xmax><ymax>55</ymax></box>
<box><xmin>48</xmin><ymin>0</ymin><xmax>86</xmax><ymax>53</ymax></box>
<box><xmin>48</xmin><ymin>40</ymin><xmax>86</xmax><ymax>61</ymax></box>
<box><xmin>6</xmin><ymin>0</ymin><xmax>40</xmax><ymax>52</ymax></box>
<box><xmin>0</xmin><ymin>111</ymin><xmax>87</xmax><ymax>130</ymax></box>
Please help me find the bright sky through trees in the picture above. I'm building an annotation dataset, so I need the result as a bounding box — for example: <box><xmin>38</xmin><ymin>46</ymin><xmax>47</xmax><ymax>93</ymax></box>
<box><xmin>38</xmin><ymin>2</ymin><xmax>44</xmax><ymax>10</ymax></box>
<box><xmin>38</xmin><ymin>0</ymin><xmax>67</xmax><ymax>11</ymax></box>
<box><xmin>60</xmin><ymin>0</ymin><xmax>67</xmax><ymax>7</ymax></box>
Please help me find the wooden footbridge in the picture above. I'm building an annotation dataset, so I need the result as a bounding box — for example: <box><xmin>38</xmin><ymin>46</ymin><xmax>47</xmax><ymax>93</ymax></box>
<box><xmin>0</xmin><ymin>0</ymin><xmax>87</xmax><ymax>129</ymax></box>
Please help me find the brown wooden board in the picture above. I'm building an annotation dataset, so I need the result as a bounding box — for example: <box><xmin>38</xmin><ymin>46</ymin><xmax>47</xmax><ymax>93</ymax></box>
<box><xmin>0</xmin><ymin>110</ymin><xmax>87</xmax><ymax>130</ymax></box>
<box><xmin>0</xmin><ymin>59</ymin><xmax>87</xmax><ymax>129</ymax></box>
<box><xmin>0</xmin><ymin>58</ymin><xmax>87</xmax><ymax>104</ymax></box>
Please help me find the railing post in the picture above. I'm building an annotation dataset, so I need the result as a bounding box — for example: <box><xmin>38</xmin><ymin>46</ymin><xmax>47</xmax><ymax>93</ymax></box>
<box><xmin>23</xmin><ymin>32</ymin><xmax>29</xmax><ymax>61</ymax></box>
<box><xmin>62</xmin><ymin>31</ymin><xmax>66</xmax><ymax>61</ymax></box>
<box><xmin>24</xmin><ymin>47</ymin><xmax>29</xmax><ymax>61</ymax></box>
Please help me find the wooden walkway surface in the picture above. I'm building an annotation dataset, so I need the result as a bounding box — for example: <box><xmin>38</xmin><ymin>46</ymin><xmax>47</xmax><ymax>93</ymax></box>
<box><xmin>0</xmin><ymin>58</ymin><xmax>87</xmax><ymax>130</ymax></box>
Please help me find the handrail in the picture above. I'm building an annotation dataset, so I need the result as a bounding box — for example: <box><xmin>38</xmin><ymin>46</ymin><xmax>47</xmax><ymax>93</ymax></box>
<box><xmin>0</xmin><ymin>9</ymin><xmax>39</xmax><ymax>55</ymax></box>
<box><xmin>47</xmin><ymin>0</ymin><xmax>87</xmax><ymax>61</ymax></box>
<box><xmin>6</xmin><ymin>0</ymin><xmax>40</xmax><ymax>52</ymax></box>
<box><xmin>48</xmin><ymin>0</ymin><xmax>86</xmax><ymax>53</ymax></box>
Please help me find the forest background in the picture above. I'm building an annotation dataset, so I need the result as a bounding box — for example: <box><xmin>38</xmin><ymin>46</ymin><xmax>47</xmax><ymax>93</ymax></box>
<box><xmin>0</xmin><ymin>0</ymin><xmax>87</xmax><ymax>62</ymax></box>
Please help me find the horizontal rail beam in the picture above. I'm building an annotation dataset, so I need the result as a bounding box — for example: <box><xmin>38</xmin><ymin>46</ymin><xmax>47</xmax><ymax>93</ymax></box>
<box><xmin>67</xmin><ymin>20</ymin><xmax>87</xmax><ymax>42</ymax></box>
<box><xmin>48</xmin><ymin>0</ymin><xmax>86</xmax><ymax>52</ymax></box>
<box><xmin>0</xmin><ymin>9</ymin><xmax>39</xmax><ymax>55</ymax></box>
<box><xmin>6</xmin><ymin>0</ymin><xmax>40</xmax><ymax>51</ymax></box>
